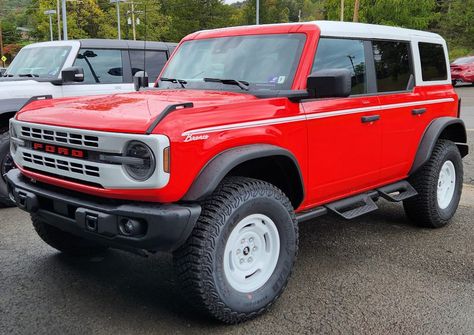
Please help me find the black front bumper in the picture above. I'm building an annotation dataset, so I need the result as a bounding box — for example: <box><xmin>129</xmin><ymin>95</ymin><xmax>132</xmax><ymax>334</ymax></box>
<box><xmin>6</xmin><ymin>169</ymin><xmax>201</xmax><ymax>253</ymax></box>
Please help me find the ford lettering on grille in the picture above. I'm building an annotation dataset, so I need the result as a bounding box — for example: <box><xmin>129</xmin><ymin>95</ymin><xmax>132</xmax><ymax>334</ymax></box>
<box><xmin>32</xmin><ymin>142</ymin><xmax>87</xmax><ymax>159</ymax></box>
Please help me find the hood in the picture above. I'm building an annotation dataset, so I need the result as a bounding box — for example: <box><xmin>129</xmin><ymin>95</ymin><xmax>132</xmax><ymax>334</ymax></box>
<box><xmin>0</xmin><ymin>78</ymin><xmax>55</xmax><ymax>100</ymax></box>
<box><xmin>16</xmin><ymin>89</ymin><xmax>258</xmax><ymax>134</ymax></box>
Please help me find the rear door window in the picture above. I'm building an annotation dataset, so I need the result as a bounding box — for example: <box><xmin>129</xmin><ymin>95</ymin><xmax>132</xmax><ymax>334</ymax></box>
<box><xmin>372</xmin><ymin>41</ymin><xmax>413</xmax><ymax>92</ymax></box>
<box><xmin>73</xmin><ymin>49</ymin><xmax>123</xmax><ymax>84</ymax></box>
<box><xmin>130</xmin><ymin>50</ymin><xmax>168</xmax><ymax>82</ymax></box>
<box><xmin>418</xmin><ymin>42</ymin><xmax>447</xmax><ymax>81</ymax></box>
<box><xmin>313</xmin><ymin>38</ymin><xmax>367</xmax><ymax>95</ymax></box>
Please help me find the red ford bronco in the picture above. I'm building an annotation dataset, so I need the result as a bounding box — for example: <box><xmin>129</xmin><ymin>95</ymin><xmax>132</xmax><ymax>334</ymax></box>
<box><xmin>6</xmin><ymin>21</ymin><xmax>469</xmax><ymax>323</ymax></box>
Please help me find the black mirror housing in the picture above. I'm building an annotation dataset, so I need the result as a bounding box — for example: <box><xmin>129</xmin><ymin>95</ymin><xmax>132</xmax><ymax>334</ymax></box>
<box><xmin>62</xmin><ymin>67</ymin><xmax>84</xmax><ymax>83</ymax></box>
<box><xmin>307</xmin><ymin>69</ymin><xmax>352</xmax><ymax>99</ymax></box>
<box><xmin>134</xmin><ymin>71</ymin><xmax>149</xmax><ymax>91</ymax></box>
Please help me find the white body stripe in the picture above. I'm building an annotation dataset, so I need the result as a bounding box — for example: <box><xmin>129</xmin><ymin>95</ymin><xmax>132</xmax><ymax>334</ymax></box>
<box><xmin>182</xmin><ymin>98</ymin><xmax>455</xmax><ymax>136</ymax></box>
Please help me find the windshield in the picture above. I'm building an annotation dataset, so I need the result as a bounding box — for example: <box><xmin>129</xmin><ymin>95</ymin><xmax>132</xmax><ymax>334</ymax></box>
<box><xmin>160</xmin><ymin>34</ymin><xmax>306</xmax><ymax>91</ymax></box>
<box><xmin>452</xmin><ymin>56</ymin><xmax>474</xmax><ymax>65</ymax></box>
<box><xmin>4</xmin><ymin>46</ymin><xmax>71</xmax><ymax>78</ymax></box>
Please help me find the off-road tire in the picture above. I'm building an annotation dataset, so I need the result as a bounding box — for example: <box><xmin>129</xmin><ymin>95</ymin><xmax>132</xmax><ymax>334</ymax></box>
<box><xmin>32</xmin><ymin>214</ymin><xmax>108</xmax><ymax>256</ymax></box>
<box><xmin>173</xmin><ymin>177</ymin><xmax>298</xmax><ymax>324</ymax></box>
<box><xmin>403</xmin><ymin>140</ymin><xmax>463</xmax><ymax>228</ymax></box>
<box><xmin>0</xmin><ymin>128</ymin><xmax>15</xmax><ymax>207</ymax></box>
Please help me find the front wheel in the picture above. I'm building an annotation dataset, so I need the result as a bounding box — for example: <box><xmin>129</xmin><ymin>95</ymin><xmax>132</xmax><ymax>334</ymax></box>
<box><xmin>0</xmin><ymin>129</ymin><xmax>15</xmax><ymax>207</ymax></box>
<box><xmin>404</xmin><ymin>140</ymin><xmax>463</xmax><ymax>228</ymax></box>
<box><xmin>173</xmin><ymin>177</ymin><xmax>298</xmax><ymax>324</ymax></box>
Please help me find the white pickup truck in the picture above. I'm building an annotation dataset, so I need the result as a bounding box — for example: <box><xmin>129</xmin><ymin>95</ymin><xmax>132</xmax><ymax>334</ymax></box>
<box><xmin>0</xmin><ymin>39</ymin><xmax>176</xmax><ymax>206</ymax></box>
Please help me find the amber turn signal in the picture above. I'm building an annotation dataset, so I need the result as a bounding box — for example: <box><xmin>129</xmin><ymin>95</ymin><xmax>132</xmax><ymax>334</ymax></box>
<box><xmin>163</xmin><ymin>146</ymin><xmax>170</xmax><ymax>173</ymax></box>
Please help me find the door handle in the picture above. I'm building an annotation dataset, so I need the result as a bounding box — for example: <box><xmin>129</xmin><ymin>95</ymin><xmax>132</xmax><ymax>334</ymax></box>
<box><xmin>361</xmin><ymin>115</ymin><xmax>380</xmax><ymax>123</ymax></box>
<box><xmin>412</xmin><ymin>108</ymin><xmax>426</xmax><ymax>115</ymax></box>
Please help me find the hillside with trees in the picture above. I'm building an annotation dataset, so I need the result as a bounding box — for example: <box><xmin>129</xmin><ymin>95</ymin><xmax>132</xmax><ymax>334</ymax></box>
<box><xmin>0</xmin><ymin>0</ymin><xmax>473</xmax><ymax>61</ymax></box>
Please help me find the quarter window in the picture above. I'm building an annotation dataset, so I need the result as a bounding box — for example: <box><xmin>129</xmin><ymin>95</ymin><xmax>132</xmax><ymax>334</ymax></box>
<box><xmin>130</xmin><ymin>50</ymin><xmax>168</xmax><ymax>82</ymax></box>
<box><xmin>419</xmin><ymin>42</ymin><xmax>447</xmax><ymax>81</ymax></box>
<box><xmin>313</xmin><ymin>38</ymin><xmax>367</xmax><ymax>95</ymax></box>
<box><xmin>372</xmin><ymin>41</ymin><xmax>413</xmax><ymax>92</ymax></box>
<box><xmin>73</xmin><ymin>49</ymin><xmax>123</xmax><ymax>84</ymax></box>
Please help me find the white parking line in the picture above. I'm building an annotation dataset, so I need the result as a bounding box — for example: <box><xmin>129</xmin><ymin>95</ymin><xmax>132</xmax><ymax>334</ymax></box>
<box><xmin>467</xmin><ymin>129</ymin><xmax>474</xmax><ymax>132</ymax></box>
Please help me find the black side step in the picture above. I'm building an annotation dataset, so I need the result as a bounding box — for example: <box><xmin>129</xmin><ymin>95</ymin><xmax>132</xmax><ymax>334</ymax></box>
<box><xmin>325</xmin><ymin>191</ymin><xmax>379</xmax><ymax>220</ymax></box>
<box><xmin>377</xmin><ymin>181</ymin><xmax>417</xmax><ymax>202</ymax></box>
<box><xmin>296</xmin><ymin>207</ymin><xmax>327</xmax><ymax>223</ymax></box>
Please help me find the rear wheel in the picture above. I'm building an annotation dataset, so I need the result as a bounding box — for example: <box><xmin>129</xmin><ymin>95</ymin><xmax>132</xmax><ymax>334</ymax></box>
<box><xmin>403</xmin><ymin>140</ymin><xmax>463</xmax><ymax>228</ymax></box>
<box><xmin>173</xmin><ymin>177</ymin><xmax>298</xmax><ymax>324</ymax></box>
<box><xmin>32</xmin><ymin>214</ymin><xmax>108</xmax><ymax>256</ymax></box>
<box><xmin>0</xmin><ymin>128</ymin><xmax>15</xmax><ymax>207</ymax></box>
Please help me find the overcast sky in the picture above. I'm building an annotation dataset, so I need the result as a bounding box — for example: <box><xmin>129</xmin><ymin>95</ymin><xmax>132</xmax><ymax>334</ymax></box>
<box><xmin>224</xmin><ymin>0</ymin><xmax>242</xmax><ymax>4</ymax></box>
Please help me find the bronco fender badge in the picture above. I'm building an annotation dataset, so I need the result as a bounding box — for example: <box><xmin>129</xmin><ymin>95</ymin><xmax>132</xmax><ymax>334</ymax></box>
<box><xmin>184</xmin><ymin>134</ymin><xmax>209</xmax><ymax>142</ymax></box>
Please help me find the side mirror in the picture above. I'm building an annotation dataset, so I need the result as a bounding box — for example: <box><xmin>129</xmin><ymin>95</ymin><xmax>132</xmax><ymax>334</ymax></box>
<box><xmin>62</xmin><ymin>67</ymin><xmax>84</xmax><ymax>83</ymax></box>
<box><xmin>134</xmin><ymin>71</ymin><xmax>149</xmax><ymax>91</ymax></box>
<box><xmin>307</xmin><ymin>69</ymin><xmax>351</xmax><ymax>99</ymax></box>
<box><xmin>0</xmin><ymin>68</ymin><xmax>6</xmax><ymax>76</ymax></box>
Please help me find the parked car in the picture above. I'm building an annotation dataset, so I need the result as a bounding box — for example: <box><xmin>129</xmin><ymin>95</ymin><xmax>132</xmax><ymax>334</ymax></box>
<box><xmin>450</xmin><ymin>56</ymin><xmax>474</xmax><ymax>86</ymax></box>
<box><xmin>0</xmin><ymin>39</ymin><xmax>176</xmax><ymax>206</ymax></box>
<box><xmin>6</xmin><ymin>21</ymin><xmax>468</xmax><ymax>323</ymax></box>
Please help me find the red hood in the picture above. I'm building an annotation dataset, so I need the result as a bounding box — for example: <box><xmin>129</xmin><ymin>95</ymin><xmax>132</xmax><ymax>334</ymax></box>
<box><xmin>16</xmin><ymin>90</ymin><xmax>258</xmax><ymax>134</ymax></box>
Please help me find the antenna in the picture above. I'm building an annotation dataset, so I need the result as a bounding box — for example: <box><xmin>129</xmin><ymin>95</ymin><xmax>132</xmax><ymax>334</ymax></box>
<box><xmin>143</xmin><ymin>3</ymin><xmax>147</xmax><ymax>86</ymax></box>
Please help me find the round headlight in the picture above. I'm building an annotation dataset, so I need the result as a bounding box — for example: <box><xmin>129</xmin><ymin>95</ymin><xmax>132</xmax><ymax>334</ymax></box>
<box><xmin>123</xmin><ymin>141</ymin><xmax>156</xmax><ymax>181</ymax></box>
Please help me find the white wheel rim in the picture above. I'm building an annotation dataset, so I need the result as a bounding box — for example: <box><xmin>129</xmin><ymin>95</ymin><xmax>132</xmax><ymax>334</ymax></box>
<box><xmin>437</xmin><ymin>160</ymin><xmax>456</xmax><ymax>210</ymax></box>
<box><xmin>223</xmin><ymin>214</ymin><xmax>280</xmax><ymax>293</ymax></box>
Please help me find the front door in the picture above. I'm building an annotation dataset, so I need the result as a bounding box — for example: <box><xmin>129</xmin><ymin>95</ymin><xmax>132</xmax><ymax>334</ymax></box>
<box><xmin>302</xmin><ymin>37</ymin><xmax>382</xmax><ymax>205</ymax></box>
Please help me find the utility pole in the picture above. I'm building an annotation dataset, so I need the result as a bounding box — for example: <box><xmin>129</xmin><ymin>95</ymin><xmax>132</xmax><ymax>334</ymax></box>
<box><xmin>62</xmin><ymin>0</ymin><xmax>68</xmax><ymax>40</ymax></box>
<box><xmin>256</xmin><ymin>0</ymin><xmax>260</xmax><ymax>25</ymax></box>
<box><xmin>56</xmin><ymin>0</ymin><xmax>61</xmax><ymax>40</ymax></box>
<box><xmin>131</xmin><ymin>2</ymin><xmax>136</xmax><ymax>41</ymax></box>
<box><xmin>353</xmin><ymin>0</ymin><xmax>360</xmax><ymax>22</ymax></box>
<box><xmin>340</xmin><ymin>0</ymin><xmax>344</xmax><ymax>21</ymax></box>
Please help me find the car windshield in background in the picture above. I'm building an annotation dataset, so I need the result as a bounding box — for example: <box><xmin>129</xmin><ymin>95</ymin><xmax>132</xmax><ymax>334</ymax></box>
<box><xmin>452</xmin><ymin>56</ymin><xmax>474</xmax><ymax>65</ymax></box>
<box><xmin>4</xmin><ymin>46</ymin><xmax>71</xmax><ymax>78</ymax></box>
<box><xmin>160</xmin><ymin>34</ymin><xmax>306</xmax><ymax>91</ymax></box>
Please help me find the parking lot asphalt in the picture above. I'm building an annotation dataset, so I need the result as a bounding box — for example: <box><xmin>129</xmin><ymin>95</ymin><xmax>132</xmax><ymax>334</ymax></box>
<box><xmin>0</xmin><ymin>88</ymin><xmax>473</xmax><ymax>335</ymax></box>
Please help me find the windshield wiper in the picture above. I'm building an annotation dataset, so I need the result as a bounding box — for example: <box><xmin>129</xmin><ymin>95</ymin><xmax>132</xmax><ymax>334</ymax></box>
<box><xmin>18</xmin><ymin>73</ymin><xmax>39</xmax><ymax>78</ymax></box>
<box><xmin>203</xmin><ymin>78</ymin><xmax>249</xmax><ymax>91</ymax></box>
<box><xmin>160</xmin><ymin>77</ymin><xmax>187</xmax><ymax>88</ymax></box>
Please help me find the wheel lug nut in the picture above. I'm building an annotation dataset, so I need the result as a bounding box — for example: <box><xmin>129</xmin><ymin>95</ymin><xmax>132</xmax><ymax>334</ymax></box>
<box><xmin>253</xmin><ymin>246</ymin><xmax>257</xmax><ymax>252</ymax></box>
<box><xmin>249</xmin><ymin>237</ymin><xmax>254</xmax><ymax>243</ymax></box>
<box><xmin>248</xmin><ymin>257</ymin><xmax>253</xmax><ymax>263</ymax></box>
<box><xmin>236</xmin><ymin>249</ymin><xmax>241</xmax><ymax>254</ymax></box>
<box><xmin>241</xmin><ymin>239</ymin><xmax>245</xmax><ymax>244</ymax></box>
<box><xmin>240</xmin><ymin>258</ymin><xmax>244</xmax><ymax>264</ymax></box>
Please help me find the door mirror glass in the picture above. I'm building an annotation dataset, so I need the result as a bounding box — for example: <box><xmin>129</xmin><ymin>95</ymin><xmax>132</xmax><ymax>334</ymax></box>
<box><xmin>134</xmin><ymin>71</ymin><xmax>149</xmax><ymax>91</ymax></box>
<box><xmin>307</xmin><ymin>69</ymin><xmax>351</xmax><ymax>98</ymax></box>
<box><xmin>62</xmin><ymin>67</ymin><xmax>84</xmax><ymax>83</ymax></box>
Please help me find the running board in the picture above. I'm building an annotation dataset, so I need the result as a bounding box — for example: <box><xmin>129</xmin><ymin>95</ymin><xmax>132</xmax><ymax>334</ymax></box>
<box><xmin>377</xmin><ymin>181</ymin><xmax>417</xmax><ymax>202</ymax></box>
<box><xmin>325</xmin><ymin>192</ymin><xmax>379</xmax><ymax>220</ymax></box>
<box><xmin>296</xmin><ymin>180</ymin><xmax>418</xmax><ymax>222</ymax></box>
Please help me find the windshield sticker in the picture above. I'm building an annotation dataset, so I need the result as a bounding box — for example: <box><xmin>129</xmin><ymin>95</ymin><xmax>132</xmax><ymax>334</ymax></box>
<box><xmin>268</xmin><ymin>76</ymin><xmax>278</xmax><ymax>84</ymax></box>
<box><xmin>278</xmin><ymin>76</ymin><xmax>286</xmax><ymax>84</ymax></box>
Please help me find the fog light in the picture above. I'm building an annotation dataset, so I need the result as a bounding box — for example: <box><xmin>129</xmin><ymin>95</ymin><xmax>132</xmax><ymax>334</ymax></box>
<box><xmin>118</xmin><ymin>218</ymin><xmax>145</xmax><ymax>236</ymax></box>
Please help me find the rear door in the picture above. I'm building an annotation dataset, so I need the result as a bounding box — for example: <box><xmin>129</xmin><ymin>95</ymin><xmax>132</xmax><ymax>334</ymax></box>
<box><xmin>372</xmin><ymin>40</ymin><xmax>420</xmax><ymax>182</ymax></box>
<box><xmin>62</xmin><ymin>48</ymin><xmax>133</xmax><ymax>97</ymax></box>
<box><xmin>129</xmin><ymin>50</ymin><xmax>169</xmax><ymax>85</ymax></box>
<box><xmin>302</xmin><ymin>37</ymin><xmax>382</xmax><ymax>205</ymax></box>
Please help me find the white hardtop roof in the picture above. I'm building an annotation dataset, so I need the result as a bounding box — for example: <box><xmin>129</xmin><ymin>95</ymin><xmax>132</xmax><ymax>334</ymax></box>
<box><xmin>312</xmin><ymin>21</ymin><xmax>444</xmax><ymax>41</ymax></box>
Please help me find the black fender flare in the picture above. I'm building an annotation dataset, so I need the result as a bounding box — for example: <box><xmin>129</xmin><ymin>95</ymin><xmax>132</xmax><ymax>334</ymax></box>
<box><xmin>0</xmin><ymin>95</ymin><xmax>53</xmax><ymax>118</ymax></box>
<box><xmin>410</xmin><ymin>117</ymin><xmax>468</xmax><ymax>175</ymax></box>
<box><xmin>182</xmin><ymin>144</ymin><xmax>305</xmax><ymax>204</ymax></box>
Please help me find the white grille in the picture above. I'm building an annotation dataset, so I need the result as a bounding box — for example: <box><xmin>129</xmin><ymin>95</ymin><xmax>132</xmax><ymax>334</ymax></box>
<box><xmin>21</xmin><ymin>126</ymin><xmax>99</xmax><ymax>148</ymax></box>
<box><xmin>23</xmin><ymin>152</ymin><xmax>100</xmax><ymax>178</ymax></box>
